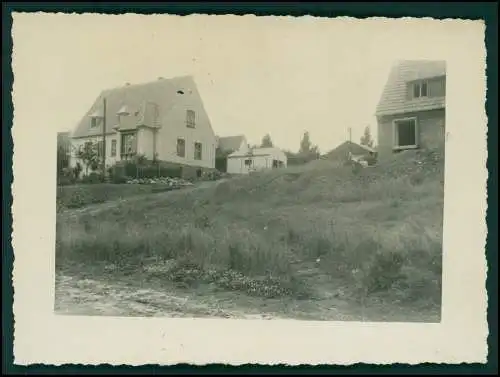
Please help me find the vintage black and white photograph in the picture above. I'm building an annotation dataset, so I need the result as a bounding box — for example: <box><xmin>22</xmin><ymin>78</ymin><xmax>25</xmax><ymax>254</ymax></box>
<box><xmin>12</xmin><ymin>12</ymin><xmax>488</xmax><ymax>366</ymax></box>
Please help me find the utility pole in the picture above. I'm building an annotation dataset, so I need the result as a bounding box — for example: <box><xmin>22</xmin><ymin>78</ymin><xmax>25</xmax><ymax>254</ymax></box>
<box><xmin>348</xmin><ymin>127</ymin><xmax>352</xmax><ymax>160</ymax></box>
<box><xmin>101</xmin><ymin>97</ymin><xmax>107</xmax><ymax>182</ymax></box>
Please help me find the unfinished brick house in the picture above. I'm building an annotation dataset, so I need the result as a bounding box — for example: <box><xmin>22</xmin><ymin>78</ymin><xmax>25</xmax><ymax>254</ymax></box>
<box><xmin>375</xmin><ymin>60</ymin><xmax>446</xmax><ymax>159</ymax></box>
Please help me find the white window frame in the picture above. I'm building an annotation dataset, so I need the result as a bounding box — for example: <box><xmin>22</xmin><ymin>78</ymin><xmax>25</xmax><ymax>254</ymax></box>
<box><xmin>194</xmin><ymin>141</ymin><xmax>203</xmax><ymax>161</ymax></box>
<box><xmin>176</xmin><ymin>137</ymin><xmax>186</xmax><ymax>158</ymax></box>
<box><xmin>90</xmin><ymin>117</ymin><xmax>100</xmax><ymax>129</ymax></box>
<box><xmin>110</xmin><ymin>139</ymin><xmax>117</xmax><ymax>157</ymax></box>
<box><xmin>411</xmin><ymin>80</ymin><xmax>428</xmax><ymax>99</ymax></box>
<box><xmin>392</xmin><ymin>117</ymin><xmax>419</xmax><ymax>150</ymax></box>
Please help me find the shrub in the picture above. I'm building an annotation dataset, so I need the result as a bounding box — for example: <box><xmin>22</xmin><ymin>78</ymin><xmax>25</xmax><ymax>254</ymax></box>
<box><xmin>57</xmin><ymin>168</ymin><xmax>76</xmax><ymax>186</ymax></box>
<box><xmin>80</xmin><ymin>172</ymin><xmax>103</xmax><ymax>184</ymax></box>
<box><xmin>108</xmin><ymin>165</ymin><xmax>128</xmax><ymax>184</ymax></box>
<box><xmin>362</xmin><ymin>250</ymin><xmax>406</xmax><ymax>294</ymax></box>
<box><xmin>122</xmin><ymin>161</ymin><xmax>184</xmax><ymax>179</ymax></box>
<box><xmin>73</xmin><ymin>162</ymin><xmax>83</xmax><ymax>180</ymax></box>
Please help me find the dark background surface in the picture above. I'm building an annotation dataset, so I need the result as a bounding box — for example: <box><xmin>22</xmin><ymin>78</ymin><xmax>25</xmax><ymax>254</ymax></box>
<box><xmin>2</xmin><ymin>2</ymin><xmax>498</xmax><ymax>374</ymax></box>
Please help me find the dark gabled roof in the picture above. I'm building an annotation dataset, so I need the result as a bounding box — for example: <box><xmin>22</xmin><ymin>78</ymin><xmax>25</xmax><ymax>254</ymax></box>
<box><xmin>72</xmin><ymin>76</ymin><xmax>194</xmax><ymax>138</ymax></box>
<box><xmin>375</xmin><ymin>60</ymin><xmax>446</xmax><ymax>117</ymax></box>
<box><xmin>323</xmin><ymin>141</ymin><xmax>376</xmax><ymax>160</ymax></box>
<box><xmin>216</xmin><ymin>135</ymin><xmax>246</xmax><ymax>152</ymax></box>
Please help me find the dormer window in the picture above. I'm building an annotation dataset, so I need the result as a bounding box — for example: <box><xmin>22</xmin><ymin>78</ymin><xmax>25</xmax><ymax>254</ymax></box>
<box><xmin>117</xmin><ymin>104</ymin><xmax>131</xmax><ymax>117</ymax></box>
<box><xmin>412</xmin><ymin>80</ymin><xmax>428</xmax><ymax>99</ymax></box>
<box><xmin>90</xmin><ymin>117</ymin><xmax>101</xmax><ymax>128</ymax></box>
<box><xmin>89</xmin><ymin>109</ymin><xmax>103</xmax><ymax>128</ymax></box>
<box><xmin>408</xmin><ymin>76</ymin><xmax>446</xmax><ymax>100</ymax></box>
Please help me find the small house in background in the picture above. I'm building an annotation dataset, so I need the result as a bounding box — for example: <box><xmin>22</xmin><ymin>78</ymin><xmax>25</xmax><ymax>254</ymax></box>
<box><xmin>227</xmin><ymin>146</ymin><xmax>287</xmax><ymax>175</ymax></box>
<box><xmin>375</xmin><ymin>60</ymin><xmax>446</xmax><ymax>159</ymax></box>
<box><xmin>322</xmin><ymin>141</ymin><xmax>377</xmax><ymax>166</ymax></box>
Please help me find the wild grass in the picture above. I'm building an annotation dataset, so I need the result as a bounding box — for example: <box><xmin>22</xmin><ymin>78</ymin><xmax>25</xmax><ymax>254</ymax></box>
<box><xmin>56</xmin><ymin>183</ymin><xmax>180</xmax><ymax>212</ymax></box>
<box><xmin>56</xmin><ymin>149</ymin><xmax>444</xmax><ymax>309</ymax></box>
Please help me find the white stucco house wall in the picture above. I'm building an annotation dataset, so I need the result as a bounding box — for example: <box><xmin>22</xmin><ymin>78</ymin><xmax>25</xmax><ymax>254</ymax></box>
<box><xmin>227</xmin><ymin>147</ymin><xmax>287</xmax><ymax>175</ymax></box>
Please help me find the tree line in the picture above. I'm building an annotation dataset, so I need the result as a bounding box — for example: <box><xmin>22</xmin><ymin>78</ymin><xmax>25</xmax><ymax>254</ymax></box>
<box><xmin>258</xmin><ymin>125</ymin><xmax>375</xmax><ymax>166</ymax></box>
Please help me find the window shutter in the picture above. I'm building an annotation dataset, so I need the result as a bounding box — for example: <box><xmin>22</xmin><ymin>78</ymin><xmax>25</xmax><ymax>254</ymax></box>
<box><xmin>428</xmin><ymin>77</ymin><xmax>446</xmax><ymax>97</ymax></box>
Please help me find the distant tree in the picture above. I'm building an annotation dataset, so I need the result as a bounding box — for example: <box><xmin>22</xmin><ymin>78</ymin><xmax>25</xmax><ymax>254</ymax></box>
<box><xmin>298</xmin><ymin>131</ymin><xmax>320</xmax><ymax>163</ymax></box>
<box><xmin>299</xmin><ymin>131</ymin><xmax>312</xmax><ymax>154</ymax></box>
<box><xmin>360</xmin><ymin>125</ymin><xmax>375</xmax><ymax>148</ymax></box>
<box><xmin>75</xmin><ymin>141</ymin><xmax>100</xmax><ymax>175</ymax></box>
<box><xmin>261</xmin><ymin>134</ymin><xmax>274</xmax><ymax>148</ymax></box>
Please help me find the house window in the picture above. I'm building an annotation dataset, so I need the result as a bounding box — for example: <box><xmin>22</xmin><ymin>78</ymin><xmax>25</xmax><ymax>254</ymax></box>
<box><xmin>121</xmin><ymin>132</ymin><xmax>136</xmax><ymax>158</ymax></box>
<box><xmin>111</xmin><ymin>140</ymin><xmax>117</xmax><ymax>157</ymax></box>
<box><xmin>393</xmin><ymin>118</ymin><xmax>418</xmax><ymax>149</ymax></box>
<box><xmin>411</xmin><ymin>80</ymin><xmax>428</xmax><ymax>99</ymax></box>
<box><xmin>194</xmin><ymin>142</ymin><xmax>202</xmax><ymax>160</ymax></box>
<box><xmin>177</xmin><ymin>138</ymin><xmax>186</xmax><ymax>157</ymax></box>
<box><xmin>244</xmin><ymin>159</ymin><xmax>252</xmax><ymax>166</ymax></box>
<box><xmin>186</xmin><ymin>110</ymin><xmax>196</xmax><ymax>128</ymax></box>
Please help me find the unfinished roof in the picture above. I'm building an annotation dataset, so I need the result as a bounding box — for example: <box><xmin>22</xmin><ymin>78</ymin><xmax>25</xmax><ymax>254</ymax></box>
<box><xmin>72</xmin><ymin>75</ymin><xmax>195</xmax><ymax>138</ymax></box>
<box><xmin>375</xmin><ymin>60</ymin><xmax>446</xmax><ymax>117</ymax></box>
<box><xmin>216</xmin><ymin>135</ymin><xmax>246</xmax><ymax>152</ymax></box>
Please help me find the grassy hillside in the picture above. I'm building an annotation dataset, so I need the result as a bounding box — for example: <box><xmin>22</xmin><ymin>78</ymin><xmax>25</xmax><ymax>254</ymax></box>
<box><xmin>56</xmin><ymin>149</ymin><xmax>444</xmax><ymax>315</ymax></box>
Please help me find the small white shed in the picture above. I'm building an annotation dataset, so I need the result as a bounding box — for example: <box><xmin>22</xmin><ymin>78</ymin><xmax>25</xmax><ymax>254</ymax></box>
<box><xmin>227</xmin><ymin>147</ymin><xmax>287</xmax><ymax>175</ymax></box>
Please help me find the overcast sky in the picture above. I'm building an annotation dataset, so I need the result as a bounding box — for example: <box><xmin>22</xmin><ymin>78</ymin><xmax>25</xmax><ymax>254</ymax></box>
<box><xmin>13</xmin><ymin>14</ymin><xmax>467</xmax><ymax>153</ymax></box>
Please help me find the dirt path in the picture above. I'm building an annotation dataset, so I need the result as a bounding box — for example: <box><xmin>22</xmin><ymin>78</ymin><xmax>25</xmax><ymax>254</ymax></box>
<box><xmin>55</xmin><ymin>273</ymin><xmax>279</xmax><ymax>319</ymax></box>
<box><xmin>54</xmin><ymin>270</ymin><xmax>439</xmax><ymax>322</ymax></box>
<box><xmin>54</xmin><ymin>271</ymin><xmax>330</xmax><ymax>320</ymax></box>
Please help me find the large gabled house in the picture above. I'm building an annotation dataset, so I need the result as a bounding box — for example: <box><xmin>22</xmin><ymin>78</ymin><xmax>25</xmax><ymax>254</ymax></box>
<box><xmin>69</xmin><ymin>75</ymin><xmax>217</xmax><ymax>178</ymax></box>
<box><xmin>375</xmin><ymin>60</ymin><xmax>446</xmax><ymax>159</ymax></box>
